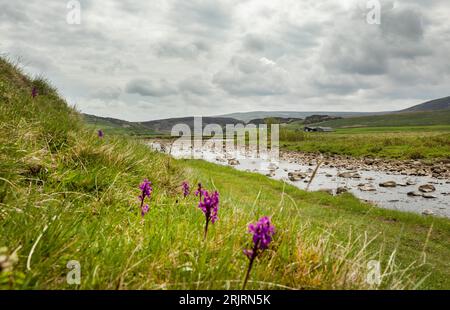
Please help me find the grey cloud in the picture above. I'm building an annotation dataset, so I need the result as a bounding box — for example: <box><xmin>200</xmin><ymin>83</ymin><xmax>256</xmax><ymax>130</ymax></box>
<box><xmin>169</xmin><ymin>0</ymin><xmax>233</xmax><ymax>35</ymax></box>
<box><xmin>1</xmin><ymin>0</ymin><xmax>449</xmax><ymax>120</ymax></box>
<box><xmin>125</xmin><ymin>79</ymin><xmax>177</xmax><ymax>97</ymax></box>
<box><xmin>91</xmin><ymin>86</ymin><xmax>122</xmax><ymax>100</ymax></box>
<box><xmin>243</xmin><ymin>34</ymin><xmax>266</xmax><ymax>52</ymax></box>
<box><xmin>156</xmin><ymin>40</ymin><xmax>209</xmax><ymax>59</ymax></box>
<box><xmin>213</xmin><ymin>55</ymin><xmax>290</xmax><ymax>96</ymax></box>
<box><xmin>179</xmin><ymin>76</ymin><xmax>213</xmax><ymax>95</ymax></box>
<box><xmin>381</xmin><ymin>8</ymin><xmax>424</xmax><ymax>41</ymax></box>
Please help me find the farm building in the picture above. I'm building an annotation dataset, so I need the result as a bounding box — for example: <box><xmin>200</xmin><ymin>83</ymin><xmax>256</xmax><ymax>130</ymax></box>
<box><xmin>303</xmin><ymin>126</ymin><xmax>334</xmax><ymax>132</ymax></box>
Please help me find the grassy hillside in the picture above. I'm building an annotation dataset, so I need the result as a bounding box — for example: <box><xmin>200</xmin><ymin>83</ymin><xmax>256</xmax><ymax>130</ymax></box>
<box><xmin>305</xmin><ymin>110</ymin><xmax>450</xmax><ymax>128</ymax></box>
<box><xmin>83</xmin><ymin>113</ymin><xmax>245</xmax><ymax>136</ymax></box>
<box><xmin>219</xmin><ymin>111</ymin><xmax>377</xmax><ymax>123</ymax></box>
<box><xmin>281</xmin><ymin>111</ymin><xmax>450</xmax><ymax>160</ymax></box>
<box><xmin>401</xmin><ymin>96</ymin><xmax>450</xmax><ymax>112</ymax></box>
<box><xmin>1</xmin><ymin>57</ymin><xmax>450</xmax><ymax>290</ymax></box>
<box><xmin>83</xmin><ymin>113</ymin><xmax>161</xmax><ymax>136</ymax></box>
<box><xmin>280</xmin><ymin>126</ymin><xmax>450</xmax><ymax>160</ymax></box>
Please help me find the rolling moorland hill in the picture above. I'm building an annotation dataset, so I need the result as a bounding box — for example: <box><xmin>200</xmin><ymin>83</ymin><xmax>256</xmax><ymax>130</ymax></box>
<box><xmin>218</xmin><ymin>111</ymin><xmax>377</xmax><ymax>123</ymax></box>
<box><xmin>83</xmin><ymin>95</ymin><xmax>450</xmax><ymax>135</ymax></box>
<box><xmin>307</xmin><ymin>96</ymin><xmax>450</xmax><ymax>128</ymax></box>
<box><xmin>2</xmin><ymin>57</ymin><xmax>450</xmax><ymax>289</ymax></box>
<box><xmin>139</xmin><ymin>116</ymin><xmax>243</xmax><ymax>133</ymax></box>
<box><xmin>83</xmin><ymin>114</ymin><xmax>245</xmax><ymax>135</ymax></box>
<box><xmin>82</xmin><ymin>113</ymin><xmax>158</xmax><ymax>136</ymax></box>
<box><xmin>306</xmin><ymin>110</ymin><xmax>450</xmax><ymax>128</ymax></box>
<box><xmin>220</xmin><ymin>96</ymin><xmax>450</xmax><ymax>122</ymax></box>
<box><xmin>400</xmin><ymin>96</ymin><xmax>450</xmax><ymax>112</ymax></box>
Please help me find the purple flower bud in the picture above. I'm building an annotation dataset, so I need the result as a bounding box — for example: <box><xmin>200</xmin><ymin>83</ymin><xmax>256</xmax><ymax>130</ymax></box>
<box><xmin>248</xmin><ymin>216</ymin><xmax>275</xmax><ymax>251</ymax></box>
<box><xmin>198</xmin><ymin>189</ymin><xmax>219</xmax><ymax>239</ymax></box>
<box><xmin>195</xmin><ymin>183</ymin><xmax>203</xmax><ymax>197</ymax></box>
<box><xmin>243</xmin><ymin>249</ymin><xmax>254</xmax><ymax>259</ymax></box>
<box><xmin>141</xmin><ymin>204</ymin><xmax>149</xmax><ymax>217</ymax></box>
<box><xmin>32</xmin><ymin>87</ymin><xmax>38</xmax><ymax>98</ymax></box>
<box><xmin>98</xmin><ymin>129</ymin><xmax>104</xmax><ymax>138</ymax></box>
<box><xmin>182</xmin><ymin>181</ymin><xmax>190</xmax><ymax>198</ymax></box>
<box><xmin>242</xmin><ymin>217</ymin><xmax>275</xmax><ymax>289</ymax></box>
<box><xmin>139</xmin><ymin>179</ymin><xmax>153</xmax><ymax>200</ymax></box>
<box><xmin>198</xmin><ymin>190</ymin><xmax>219</xmax><ymax>224</ymax></box>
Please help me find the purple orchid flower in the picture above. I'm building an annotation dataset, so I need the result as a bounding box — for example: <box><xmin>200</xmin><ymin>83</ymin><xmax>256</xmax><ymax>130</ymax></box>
<box><xmin>243</xmin><ymin>216</ymin><xmax>275</xmax><ymax>289</ymax></box>
<box><xmin>141</xmin><ymin>204</ymin><xmax>149</xmax><ymax>217</ymax></box>
<box><xmin>32</xmin><ymin>87</ymin><xmax>38</xmax><ymax>98</ymax></box>
<box><xmin>195</xmin><ymin>183</ymin><xmax>204</xmax><ymax>201</ymax></box>
<box><xmin>98</xmin><ymin>129</ymin><xmax>104</xmax><ymax>138</ymax></box>
<box><xmin>182</xmin><ymin>181</ymin><xmax>190</xmax><ymax>198</ymax></box>
<box><xmin>138</xmin><ymin>179</ymin><xmax>153</xmax><ymax>218</ymax></box>
<box><xmin>198</xmin><ymin>189</ymin><xmax>219</xmax><ymax>239</ymax></box>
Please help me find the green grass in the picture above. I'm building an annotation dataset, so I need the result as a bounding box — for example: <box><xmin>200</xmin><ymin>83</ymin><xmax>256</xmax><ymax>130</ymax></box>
<box><xmin>281</xmin><ymin>112</ymin><xmax>450</xmax><ymax>160</ymax></box>
<box><xmin>1</xmin><ymin>57</ymin><xmax>450</xmax><ymax>290</ymax></box>
<box><xmin>280</xmin><ymin>126</ymin><xmax>450</xmax><ymax>161</ymax></box>
<box><xmin>83</xmin><ymin>114</ymin><xmax>162</xmax><ymax>137</ymax></box>
<box><xmin>305</xmin><ymin>110</ymin><xmax>450</xmax><ymax>128</ymax></box>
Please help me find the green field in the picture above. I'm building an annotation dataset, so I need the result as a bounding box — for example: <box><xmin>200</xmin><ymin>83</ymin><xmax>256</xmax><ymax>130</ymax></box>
<box><xmin>1</xmin><ymin>57</ymin><xmax>450</xmax><ymax>290</ymax></box>
<box><xmin>280</xmin><ymin>125</ymin><xmax>450</xmax><ymax>160</ymax></box>
<box><xmin>302</xmin><ymin>110</ymin><xmax>450</xmax><ymax>128</ymax></box>
<box><xmin>83</xmin><ymin>114</ymin><xmax>162</xmax><ymax>137</ymax></box>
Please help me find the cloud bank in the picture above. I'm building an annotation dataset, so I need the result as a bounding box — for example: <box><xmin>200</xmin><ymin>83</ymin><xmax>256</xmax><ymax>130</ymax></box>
<box><xmin>1</xmin><ymin>0</ymin><xmax>449</xmax><ymax>121</ymax></box>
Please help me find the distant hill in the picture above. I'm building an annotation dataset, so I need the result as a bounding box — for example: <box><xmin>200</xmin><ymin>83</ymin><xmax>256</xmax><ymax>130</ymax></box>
<box><xmin>84</xmin><ymin>95</ymin><xmax>450</xmax><ymax>134</ymax></box>
<box><xmin>303</xmin><ymin>115</ymin><xmax>342</xmax><ymax>125</ymax></box>
<box><xmin>401</xmin><ymin>96</ymin><xmax>450</xmax><ymax>112</ymax></box>
<box><xmin>218</xmin><ymin>111</ymin><xmax>382</xmax><ymax>122</ymax></box>
<box><xmin>82</xmin><ymin>114</ymin><xmax>158</xmax><ymax>136</ymax></box>
<box><xmin>83</xmin><ymin>114</ymin><xmax>244</xmax><ymax>135</ymax></box>
<box><xmin>247</xmin><ymin>117</ymin><xmax>302</xmax><ymax>125</ymax></box>
<box><xmin>305</xmin><ymin>110</ymin><xmax>450</xmax><ymax>128</ymax></box>
<box><xmin>139</xmin><ymin>116</ymin><xmax>243</xmax><ymax>133</ymax></box>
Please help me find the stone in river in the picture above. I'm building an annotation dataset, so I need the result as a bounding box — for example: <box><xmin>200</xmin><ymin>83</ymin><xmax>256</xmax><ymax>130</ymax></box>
<box><xmin>338</xmin><ymin>172</ymin><xmax>360</xmax><ymax>178</ymax></box>
<box><xmin>422</xmin><ymin>193</ymin><xmax>437</xmax><ymax>199</ymax></box>
<box><xmin>418</xmin><ymin>184</ymin><xmax>436</xmax><ymax>193</ymax></box>
<box><xmin>422</xmin><ymin>209</ymin><xmax>434</xmax><ymax>216</ymax></box>
<box><xmin>336</xmin><ymin>187</ymin><xmax>348</xmax><ymax>195</ymax></box>
<box><xmin>407</xmin><ymin>191</ymin><xmax>423</xmax><ymax>197</ymax></box>
<box><xmin>266</xmin><ymin>171</ymin><xmax>276</xmax><ymax>177</ymax></box>
<box><xmin>227</xmin><ymin>158</ymin><xmax>240</xmax><ymax>166</ymax></box>
<box><xmin>364</xmin><ymin>158</ymin><xmax>375</xmax><ymax>165</ymax></box>
<box><xmin>288</xmin><ymin>171</ymin><xmax>306</xmax><ymax>181</ymax></box>
<box><xmin>379</xmin><ymin>181</ymin><xmax>397</xmax><ymax>188</ymax></box>
<box><xmin>358</xmin><ymin>184</ymin><xmax>376</xmax><ymax>192</ymax></box>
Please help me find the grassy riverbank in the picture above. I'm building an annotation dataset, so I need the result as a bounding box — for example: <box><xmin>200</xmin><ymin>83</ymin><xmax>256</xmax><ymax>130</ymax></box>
<box><xmin>1</xmin><ymin>57</ymin><xmax>450</xmax><ymax>290</ymax></box>
<box><xmin>280</xmin><ymin>126</ymin><xmax>450</xmax><ymax>161</ymax></box>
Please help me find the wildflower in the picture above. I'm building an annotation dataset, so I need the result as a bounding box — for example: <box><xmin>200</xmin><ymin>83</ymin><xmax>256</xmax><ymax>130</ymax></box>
<box><xmin>182</xmin><ymin>181</ymin><xmax>190</xmax><ymax>198</ymax></box>
<box><xmin>31</xmin><ymin>87</ymin><xmax>38</xmax><ymax>98</ymax></box>
<box><xmin>198</xmin><ymin>190</ymin><xmax>219</xmax><ymax>239</ymax></box>
<box><xmin>138</xmin><ymin>179</ymin><xmax>153</xmax><ymax>217</ymax></box>
<box><xmin>242</xmin><ymin>216</ymin><xmax>275</xmax><ymax>289</ymax></box>
<box><xmin>141</xmin><ymin>204</ymin><xmax>149</xmax><ymax>217</ymax></box>
<box><xmin>195</xmin><ymin>183</ymin><xmax>204</xmax><ymax>201</ymax></box>
<box><xmin>139</xmin><ymin>179</ymin><xmax>153</xmax><ymax>201</ymax></box>
<box><xmin>98</xmin><ymin>129</ymin><xmax>104</xmax><ymax>138</ymax></box>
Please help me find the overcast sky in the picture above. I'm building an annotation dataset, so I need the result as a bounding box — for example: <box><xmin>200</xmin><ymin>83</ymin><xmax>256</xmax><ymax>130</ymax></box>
<box><xmin>1</xmin><ymin>0</ymin><xmax>449</xmax><ymax>121</ymax></box>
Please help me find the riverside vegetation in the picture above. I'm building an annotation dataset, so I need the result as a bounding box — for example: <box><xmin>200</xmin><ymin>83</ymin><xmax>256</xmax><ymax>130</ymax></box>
<box><xmin>1</xmin><ymin>57</ymin><xmax>450</xmax><ymax>289</ymax></box>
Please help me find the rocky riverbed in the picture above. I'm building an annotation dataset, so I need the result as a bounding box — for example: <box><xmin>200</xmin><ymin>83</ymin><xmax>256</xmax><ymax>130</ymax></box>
<box><xmin>280</xmin><ymin>151</ymin><xmax>450</xmax><ymax>180</ymax></box>
<box><xmin>148</xmin><ymin>140</ymin><xmax>450</xmax><ymax>218</ymax></box>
